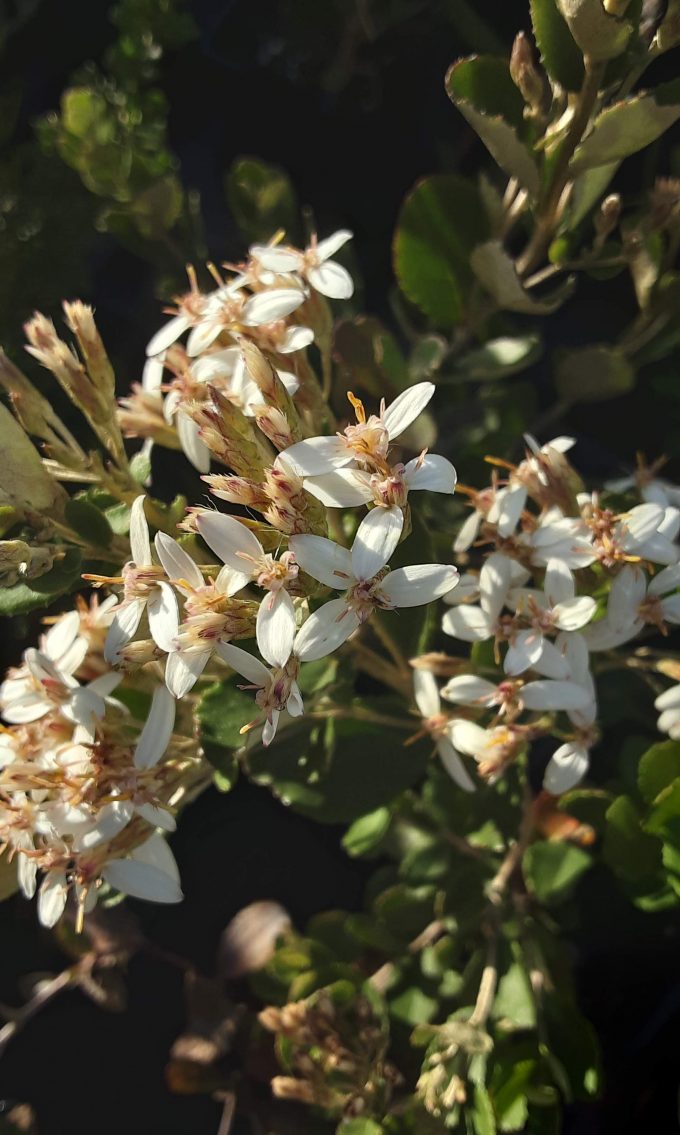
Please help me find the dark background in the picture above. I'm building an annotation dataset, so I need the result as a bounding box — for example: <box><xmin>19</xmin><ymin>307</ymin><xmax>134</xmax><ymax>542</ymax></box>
<box><xmin>0</xmin><ymin>1</ymin><xmax>679</xmax><ymax>1132</ymax></box>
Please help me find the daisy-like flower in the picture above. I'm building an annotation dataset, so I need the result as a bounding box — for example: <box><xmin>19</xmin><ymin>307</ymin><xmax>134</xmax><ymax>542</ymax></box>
<box><xmin>440</xmin><ymin>673</ymin><xmax>592</xmax><ymax>715</ymax></box>
<box><xmin>197</xmin><ymin>510</ymin><xmax>299</xmax><ymax>664</ymax></box>
<box><xmin>446</xmin><ymin>720</ymin><xmax>525</xmax><ymax>782</ymax></box>
<box><xmin>583</xmin><ymin>499</ymin><xmax>680</xmax><ymax>568</ymax></box>
<box><xmin>281</xmin><ymin>383</ymin><xmax>437</xmax><ymax>478</ymax></box>
<box><xmin>527</xmin><ymin>508</ymin><xmax>596</xmax><ymax>570</ymax></box>
<box><xmin>503</xmin><ymin>559</ymin><xmax>597</xmax><ymax>677</ymax></box>
<box><xmin>301</xmin><ymin>451</ymin><xmax>457</xmax><ymax>516</ymax></box>
<box><xmin>585</xmin><ymin>563</ymin><xmax>680</xmax><ymax>650</ymax></box>
<box><xmin>249</xmin><ymin>230</ymin><xmax>354</xmax><ymax>300</ymax></box>
<box><xmin>605</xmin><ymin>456</ymin><xmax>680</xmax><ymax>508</ymax></box>
<box><xmin>154</xmin><ymin>531</ymin><xmax>255</xmax><ymax>698</ymax></box>
<box><xmin>0</xmin><ymin>647</ymin><xmax>121</xmax><ymax>734</ymax></box>
<box><xmin>442</xmin><ymin>552</ymin><xmax>514</xmax><ymax>645</ymax></box>
<box><xmin>290</xmin><ymin>510</ymin><xmax>459</xmax><ymax>660</ymax></box>
<box><xmin>103</xmin><ymin>496</ymin><xmax>179</xmax><ymax>663</ymax></box>
<box><xmin>412</xmin><ymin>669</ymin><xmax>476</xmax><ymax>792</ymax></box>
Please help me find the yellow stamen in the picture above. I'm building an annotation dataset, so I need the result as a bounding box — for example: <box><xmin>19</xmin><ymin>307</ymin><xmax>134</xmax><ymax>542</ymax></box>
<box><xmin>347</xmin><ymin>391</ymin><xmax>366</xmax><ymax>423</ymax></box>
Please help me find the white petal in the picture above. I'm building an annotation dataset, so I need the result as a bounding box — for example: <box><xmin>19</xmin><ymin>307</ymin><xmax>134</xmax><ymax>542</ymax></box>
<box><xmin>315</xmin><ymin>229</ymin><xmax>353</xmax><ymax>260</ymax></box>
<box><xmin>637</xmin><ymin>533</ymin><xmax>679</xmax><ymax>565</ymax></box>
<box><xmin>620</xmin><ymin>503</ymin><xmax>664</xmax><ymax>547</ymax></box>
<box><xmin>1</xmin><ymin>697</ymin><xmax>51</xmax><ymax>724</ymax></box>
<box><xmin>262</xmin><ymin>710</ymin><xmax>281</xmax><ymax>747</ymax></box>
<box><xmin>287</xmin><ymin>681</ymin><xmax>304</xmax><ymax>717</ymax></box>
<box><xmin>147</xmin><ymin>583</ymin><xmax>180</xmax><ymax>653</ymax></box>
<box><xmin>136</xmin><ymin>803</ymin><xmax>176</xmax><ymax>832</ymax></box>
<box><xmin>555</xmin><ymin>630</ymin><xmax>591</xmax><ymax>684</ymax></box>
<box><xmin>304</xmin><ymin>469</ymin><xmax>373</xmax><ymax>507</ymax></box>
<box><xmin>479</xmin><ymin>553</ymin><xmax>512</xmax><ymax>622</ymax></box>
<box><xmin>294</xmin><ymin>599</ymin><xmax>360</xmax><ymax>661</ymax></box>
<box><xmin>607</xmin><ymin>565</ymin><xmax>646</xmax><ymax>628</ymax></box>
<box><xmin>288</xmin><ymin>534</ymin><xmax>354</xmax><ymax>589</ymax></box>
<box><xmin>382</xmin><ymin>382</ymin><xmax>435</xmax><ymax>440</ymax></box>
<box><xmin>250</xmin><ymin>245</ymin><xmax>301</xmax><ymax>272</ymax></box>
<box><xmin>662</xmin><ymin>595</ymin><xmax>680</xmax><ymax>623</ymax></box>
<box><xmin>413</xmin><ymin>669</ymin><xmax>440</xmax><ymax>718</ymax></box>
<box><xmin>448</xmin><ymin>720</ymin><xmax>488</xmax><ymax>758</ymax></box>
<box><xmin>243</xmin><ymin>288</ymin><xmax>305</xmax><ymax>325</ymax></box>
<box><xmin>104</xmin><ymin>599</ymin><xmax>146</xmax><ymax>663</ymax></box>
<box><xmin>453</xmin><ymin>510</ymin><xmax>482</xmax><ymax>553</ymax></box>
<box><xmin>131</xmin><ymin>830</ymin><xmax>181</xmax><ymax>881</ymax></box>
<box><xmin>18</xmin><ymin>854</ymin><xmax>37</xmax><ymax>900</ymax></box>
<box><xmin>75</xmin><ymin>800</ymin><xmax>135</xmax><ymax>850</ymax></box>
<box><xmin>307</xmin><ymin>261</ymin><xmax>354</xmax><ymax>299</ymax></box>
<box><xmin>530</xmin><ymin>638</ymin><xmax>571</xmax><ymax>680</ymax></box>
<box><xmin>146</xmin><ymin>314</ymin><xmax>190</xmax><ymax>357</ymax></box>
<box><xmin>37</xmin><ymin>871</ymin><xmax>68</xmax><ymax>927</ymax></box>
<box><xmin>544</xmin><ymin>559</ymin><xmax>575</xmax><ymax>606</ymax></box>
<box><xmin>521</xmin><ymin>680</ymin><xmax>591</xmax><ymax>711</ymax></box>
<box><xmin>177</xmin><ymin>413</ymin><xmax>211</xmax><ymax>473</ymax></box>
<box><xmin>655</xmin><ymin>684</ymin><xmax>680</xmax><ymax>711</ymax></box>
<box><xmin>142</xmin><ymin>353</ymin><xmax>165</xmax><ymax>392</ymax></box>
<box><xmin>404</xmin><ymin>454</ymin><xmax>457</xmax><ymax>495</ymax></box>
<box><xmin>495</xmin><ymin>484</ymin><xmax>527</xmax><ymax>537</ymax></box>
<box><xmin>186</xmin><ymin>319</ymin><xmax>224</xmax><ymax>357</ymax></box>
<box><xmin>552</xmin><ymin>595</ymin><xmax>597</xmax><ymax>632</ymax></box>
<box><xmin>442</xmin><ymin>604</ymin><xmax>492</xmax><ymax>642</ymax></box>
<box><xmin>129</xmin><ymin>495</ymin><xmax>151</xmax><ymax>565</ymax></box>
<box><xmin>543</xmin><ymin>742</ymin><xmax>589</xmax><ymax>794</ymax></box>
<box><xmin>436</xmin><ymin>738</ymin><xmax>476</xmax><ymax>792</ymax></box>
<box><xmin>504</xmin><ymin>628</ymin><xmax>544</xmax><ymax>676</ymax></box>
<box><xmin>135</xmin><ymin>685</ymin><xmax>176</xmax><ymax>769</ymax></box>
<box><xmin>649</xmin><ymin>563</ymin><xmax>680</xmax><ymax>597</ymax></box>
<box><xmin>165</xmin><ymin>650</ymin><xmax>211</xmax><ymax>698</ymax></box>
<box><xmin>278</xmin><ymin>325</ymin><xmax>315</xmax><ymax>354</ymax></box>
<box><xmin>280</xmin><ymin>435</ymin><xmax>352</xmax><ymax>476</ymax></box>
<box><xmin>216</xmin><ymin>642</ymin><xmax>271</xmax><ymax>688</ymax></box>
<box><xmin>42</xmin><ymin>611</ymin><xmax>80</xmax><ymax>663</ymax></box>
<box><xmin>102</xmin><ymin>858</ymin><xmax>182</xmax><ymax>904</ymax></box>
<box><xmin>256</xmin><ymin>590</ymin><xmax>296</xmax><ymax>668</ymax></box>
<box><xmin>196</xmin><ymin>512</ymin><xmax>262</xmax><ymax>586</ymax></box>
<box><xmin>352</xmin><ymin>507</ymin><xmax>403</xmax><ymax>580</ymax></box>
<box><xmin>154</xmin><ymin>532</ymin><xmax>204</xmax><ymax>592</ymax></box>
<box><xmin>380</xmin><ymin>564</ymin><xmax>459</xmax><ymax>607</ymax></box>
<box><xmin>56</xmin><ymin>634</ymin><xmax>89</xmax><ymax>677</ymax></box>
<box><xmin>440</xmin><ymin>675</ymin><xmax>498</xmax><ymax>705</ymax></box>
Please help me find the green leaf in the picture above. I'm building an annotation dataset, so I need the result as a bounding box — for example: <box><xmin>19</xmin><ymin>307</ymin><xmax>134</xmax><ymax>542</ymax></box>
<box><xmin>65</xmin><ymin>497</ymin><xmax>114</xmax><ymax>548</ymax></box>
<box><xmin>389</xmin><ymin>985</ymin><xmax>439</xmax><ymax>1025</ymax></box>
<box><xmin>470</xmin><ymin>241</ymin><xmax>575</xmax><ymax>313</ymax></box>
<box><xmin>570</xmin><ymin>80</ymin><xmax>680</xmax><ymax>173</ymax></box>
<box><xmin>225</xmin><ymin>156</ymin><xmax>298</xmax><ymax>243</ymax></box>
<box><xmin>333</xmin><ymin>317</ymin><xmax>409</xmax><ymax>400</ymax></box>
<box><xmin>342</xmin><ymin>807</ymin><xmax>392</xmax><ymax>857</ymax></box>
<box><xmin>446</xmin><ymin>57</ymin><xmax>540</xmax><ymax>196</ymax></box>
<box><xmin>248</xmin><ymin>711</ymin><xmax>429</xmax><ymax>824</ymax></box>
<box><xmin>196</xmin><ymin>679</ymin><xmax>252</xmax><ymax>784</ymax></box>
<box><xmin>0</xmin><ymin>547</ymin><xmax>83</xmax><ymax>615</ymax></box>
<box><xmin>493</xmin><ymin>962</ymin><xmax>537</xmax><ymax>1029</ymax></box>
<box><xmin>530</xmin><ymin>0</ymin><xmax>585</xmax><ymax>90</ymax></box>
<box><xmin>0</xmin><ymin>403</ymin><xmax>64</xmax><ymax>514</ymax></box>
<box><xmin>451</xmin><ymin>334</ymin><xmax>542</xmax><ymax>381</ymax></box>
<box><xmin>409</xmin><ymin>335</ymin><xmax>448</xmax><ymax>381</ymax></box>
<box><xmin>338</xmin><ymin>1120</ymin><xmax>384</xmax><ymax>1135</ymax></box>
<box><xmin>556</xmin><ymin>0</ymin><xmax>633</xmax><ymax>60</ymax></box>
<box><xmin>604</xmin><ymin>794</ymin><xmax>662</xmax><ymax>879</ymax></box>
<box><xmin>129</xmin><ymin>451</ymin><xmax>152</xmax><ymax>484</ymax></box>
<box><xmin>393</xmin><ymin>174</ymin><xmax>490</xmax><ymax>328</ymax></box>
<box><xmin>523</xmin><ymin>840</ymin><xmax>591</xmax><ymax>903</ymax></box>
<box><xmin>644</xmin><ymin>779</ymin><xmax>680</xmax><ymax>841</ymax></box>
<box><xmin>473</xmin><ymin>1084</ymin><xmax>498</xmax><ymax>1135</ymax></box>
<box><xmin>566</xmin><ymin>161</ymin><xmax>620</xmax><ymax>228</ymax></box>
<box><xmin>554</xmin><ymin>344</ymin><xmax>635</xmax><ymax>402</ymax></box>
<box><xmin>638</xmin><ymin>740</ymin><xmax>680</xmax><ymax>804</ymax></box>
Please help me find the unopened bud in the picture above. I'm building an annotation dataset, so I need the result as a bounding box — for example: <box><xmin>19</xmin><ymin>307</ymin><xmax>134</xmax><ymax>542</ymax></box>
<box><xmin>595</xmin><ymin>193</ymin><xmax>621</xmax><ymax>237</ymax></box>
<box><xmin>603</xmin><ymin>0</ymin><xmax>630</xmax><ymax>13</ymax></box>
<box><xmin>63</xmin><ymin>301</ymin><xmax>116</xmax><ymax>398</ymax></box>
<box><xmin>219</xmin><ymin>900</ymin><xmax>291</xmax><ymax>978</ymax></box>
<box><xmin>509</xmin><ymin>32</ymin><xmax>545</xmax><ymax>117</ymax></box>
<box><xmin>202</xmin><ymin>474</ymin><xmax>268</xmax><ymax>510</ymax></box>
<box><xmin>410</xmin><ymin>653</ymin><xmax>468</xmax><ymax>678</ymax></box>
<box><xmin>115</xmin><ymin>638</ymin><xmax>163</xmax><ymax>669</ymax></box>
<box><xmin>255</xmin><ymin>406</ymin><xmax>295</xmax><ymax>451</ymax></box>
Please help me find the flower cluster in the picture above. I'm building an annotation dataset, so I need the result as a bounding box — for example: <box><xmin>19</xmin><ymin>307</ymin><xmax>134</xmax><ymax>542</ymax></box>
<box><xmin>412</xmin><ymin>438</ymin><xmax>680</xmax><ymax>795</ymax></box>
<box><xmin>0</xmin><ymin>597</ymin><xmax>191</xmax><ymax>927</ymax></box>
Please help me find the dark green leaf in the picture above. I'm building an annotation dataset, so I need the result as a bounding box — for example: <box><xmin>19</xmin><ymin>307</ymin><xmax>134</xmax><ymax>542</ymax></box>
<box><xmin>530</xmin><ymin>0</ymin><xmax>585</xmax><ymax>90</ymax></box>
<box><xmin>394</xmin><ymin>175</ymin><xmax>490</xmax><ymax>328</ymax></box>
<box><xmin>638</xmin><ymin>739</ymin><xmax>680</xmax><ymax>803</ymax></box>
<box><xmin>604</xmin><ymin>794</ymin><xmax>662</xmax><ymax>878</ymax></box>
<box><xmin>471</xmin><ymin>241</ymin><xmax>575</xmax><ymax>313</ymax></box>
<box><xmin>570</xmin><ymin>79</ymin><xmax>680</xmax><ymax>172</ymax></box>
<box><xmin>343</xmin><ymin>807</ymin><xmax>393</xmax><ymax>857</ymax></box>
<box><xmin>65</xmin><ymin>496</ymin><xmax>114</xmax><ymax>547</ymax></box>
<box><xmin>554</xmin><ymin>344</ymin><xmax>635</xmax><ymax>403</ymax></box>
<box><xmin>523</xmin><ymin>840</ymin><xmax>591</xmax><ymax>903</ymax></box>
<box><xmin>0</xmin><ymin>547</ymin><xmax>83</xmax><ymax>615</ymax></box>
<box><xmin>225</xmin><ymin>156</ymin><xmax>298</xmax><ymax>243</ymax></box>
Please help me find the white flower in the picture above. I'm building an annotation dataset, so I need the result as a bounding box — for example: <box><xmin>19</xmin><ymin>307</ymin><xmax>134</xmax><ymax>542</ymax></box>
<box><xmin>413</xmin><ymin>670</ymin><xmax>475</xmax><ymax>791</ymax></box>
<box><xmin>217</xmin><ymin>633</ymin><xmax>304</xmax><ymax>749</ymax></box>
<box><xmin>101</xmin><ymin>831</ymin><xmax>183</xmax><ymax>905</ymax></box>
<box><xmin>0</xmin><ymin>648</ymin><xmax>121</xmax><ymax>733</ymax></box>
<box><xmin>291</xmin><ymin>510</ymin><xmax>459</xmax><ymax>661</ymax></box>
<box><xmin>615</xmin><ymin>502</ymin><xmax>679</xmax><ymax>565</ymax></box>
<box><xmin>504</xmin><ymin>559</ymin><xmax>596</xmax><ymax>678</ymax></box>
<box><xmin>605</xmin><ymin>459</ymin><xmax>680</xmax><ymax>508</ymax></box>
<box><xmin>442</xmin><ymin>552</ymin><xmax>513</xmax><ymax>644</ymax></box>
<box><xmin>585</xmin><ymin>563</ymin><xmax>680</xmax><ymax>650</ymax></box>
<box><xmin>447</xmin><ymin>720</ymin><xmax>522</xmax><ymax>781</ymax></box>
<box><xmin>302</xmin><ymin>452</ymin><xmax>457</xmax><ymax>518</ymax></box>
<box><xmin>250</xmin><ymin>230</ymin><xmax>354</xmax><ymax>300</ymax></box>
<box><xmin>104</xmin><ymin>496</ymin><xmax>179</xmax><ymax>663</ymax></box>
<box><xmin>440</xmin><ymin>673</ymin><xmax>591</xmax><ymax>714</ymax></box>
<box><xmin>197</xmin><ymin>510</ymin><xmax>298</xmax><ymax>676</ymax></box>
<box><xmin>528</xmin><ymin>509</ymin><xmax>596</xmax><ymax>570</ymax></box>
<box><xmin>281</xmin><ymin>383</ymin><xmax>436</xmax><ymax>478</ymax></box>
